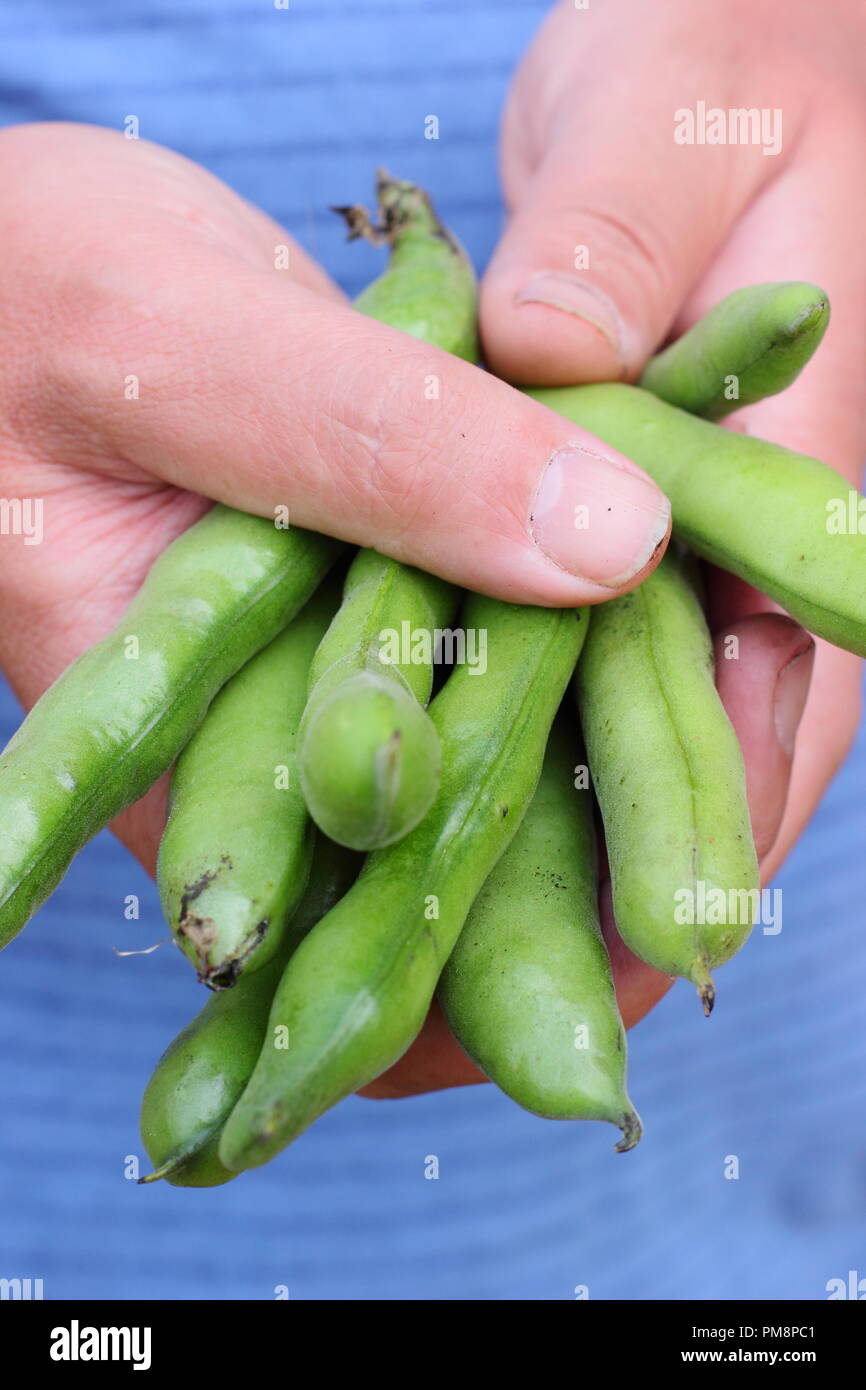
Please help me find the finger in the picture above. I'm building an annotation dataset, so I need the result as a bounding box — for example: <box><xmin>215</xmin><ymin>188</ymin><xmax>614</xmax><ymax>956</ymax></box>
<box><xmin>58</xmin><ymin>260</ymin><xmax>671</xmax><ymax>607</ymax></box>
<box><xmin>669</xmin><ymin>107</ymin><xmax>866</xmax><ymax>477</ymax></box>
<box><xmin>481</xmin><ymin>4</ymin><xmax>800</xmax><ymax>385</ymax></box>
<box><xmin>705</xmin><ymin>585</ymin><xmax>850</xmax><ymax>883</ymax></box>
<box><xmin>0</xmin><ymin>124</ymin><xmax>670</xmax><ymax>607</ymax></box>
<box><xmin>712</xmin><ymin>613</ymin><xmax>814</xmax><ymax>862</ymax></box>
<box><xmin>764</xmin><ymin>638</ymin><xmax>861</xmax><ymax>880</ymax></box>
<box><xmin>0</xmin><ymin>121</ymin><xmax>348</xmax><ymax>305</ymax></box>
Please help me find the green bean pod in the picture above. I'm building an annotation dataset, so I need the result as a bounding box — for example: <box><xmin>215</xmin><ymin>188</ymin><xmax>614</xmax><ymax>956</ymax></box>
<box><xmin>140</xmin><ymin>833</ymin><xmax>361</xmax><ymax>1187</ymax></box>
<box><xmin>640</xmin><ymin>282</ymin><xmax>829</xmax><ymax>419</ymax></box>
<box><xmin>158</xmin><ymin>580</ymin><xmax>339</xmax><ymax>988</ymax></box>
<box><xmin>575</xmin><ymin>550</ymin><xmax>758</xmax><ymax>1012</ymax></box>
<box><xmin>529</xmin><ymin>382</ymin><xmax>866</xmax><ymax>657</ymax></box>
<box><xmin>0</xmin><ymin>507</ymin><xmax>341</xmax><ymax>952</ymax></box>
<box><xmin>219</xmin><ymin>595</ymin><xmax>588</xmax><ymax>1171</ymax></box>
<box><xmin>297</xmin><ymin>173</ymin><xmax>474</xmax><ymax>851</ymax></box>
<box><xmin>299</xmin><ymin>552</ymin><xmax>458</xmax><ymax>850</ymax></box>
<box><xmin>440</xmin><ymin>720</ymin><xmax>641</xmax><ymax>1150</ymax></box>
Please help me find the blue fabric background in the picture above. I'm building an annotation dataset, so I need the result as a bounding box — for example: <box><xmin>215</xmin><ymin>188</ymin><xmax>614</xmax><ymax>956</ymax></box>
<box><xmin>0</xmin><ymin>0</ymin><xmax>864</xmax><ymax>1301</ymax></box>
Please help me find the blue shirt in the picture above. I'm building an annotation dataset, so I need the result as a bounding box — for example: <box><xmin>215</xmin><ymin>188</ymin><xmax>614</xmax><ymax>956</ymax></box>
<box><xmin>1</xmin><ymin>0</ymin><xmax>864</xmax><ymax>1300</ymax></box>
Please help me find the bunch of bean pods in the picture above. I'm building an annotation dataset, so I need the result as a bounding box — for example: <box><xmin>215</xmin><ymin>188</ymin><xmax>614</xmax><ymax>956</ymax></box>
<box><xmin>0</xmin><ymin>171</ymin><xmax>861</xmax><ymax>1185</ymax></box>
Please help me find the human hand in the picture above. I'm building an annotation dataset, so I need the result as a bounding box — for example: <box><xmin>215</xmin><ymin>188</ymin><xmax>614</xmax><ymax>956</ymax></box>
<box><xmin>0</xmin><ymin>120</ymin><xmax>670</xmax><ymax>881</ymax></box>
<box><xmin>367</xmin><ymin>0</ymin><xmax>866</xmax><ymax>1095</ymax></box>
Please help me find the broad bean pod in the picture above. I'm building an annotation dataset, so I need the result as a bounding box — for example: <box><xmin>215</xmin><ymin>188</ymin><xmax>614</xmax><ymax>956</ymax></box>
<box><xmin>641</xmin><ymin>281</ymin><xmax>829</xmax><ymax>419</ymax></box>
<box><xmin>575</xmin><ymin>549</ymin><xmax>759</xmax><ymax>1011</ymax></box>
<box><xmin>440</xmin><ymin>719</ymin><xmax>641</xmax><ymax>1149</ymax></box>
<box><xmin>158</xmin><ymin>579</ymin><xmax>339</xmax><ymax>987</ymax></box>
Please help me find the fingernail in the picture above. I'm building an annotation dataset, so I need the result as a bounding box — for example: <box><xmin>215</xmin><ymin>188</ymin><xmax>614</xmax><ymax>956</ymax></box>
<box><xmin>773</xmin><ymin>645</ymin><xmax>814</xmax><ymax>755</ymax></box>
<box><xmin>516</xmin><ymin>273</ymin><xmax>633</xmax><ymax>370</ymax></box>
<box><xmin>531</xmin><ymin>444</ymin><xmax>670</xmax><ymax>586</ymax></box>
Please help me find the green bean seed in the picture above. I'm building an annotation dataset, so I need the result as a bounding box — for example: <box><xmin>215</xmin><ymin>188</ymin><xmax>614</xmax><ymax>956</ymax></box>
<box><xmin>529</xmin><ymin>382</ymin><xmax>866</xmax><ymax>657</ymax></box>
<box><xmin>158</xmin><ymin>579</ymin><xmax>339</xmax><ymax>988</ymax></box>
<box><xmin>440</xmin><ymin>719</ymin><xmax>641</xmax><ymax>1150</ymax></box>
<box><xmin>0</xmin><ymin>507</ymin><xmax>341</xmax><ymax>952</ymax></box>
<box><xmin>218</xmin><ymin>595</ymin><xmax>588</xmax><ymax>1171</ymax></box>
<box><xmin>140</xmin><ymin>832</ymin><xmax>361</xmax><ymax>1187</ymax></box>
<box><xmin>575</xmin><ymin>549</ymin><xmax>758</xmax><ymax>1012</ymax></box>
<box><xmin>641</xmin><ymin>282</ymin><xmax>829</xmax><ymax>419</ymax></box>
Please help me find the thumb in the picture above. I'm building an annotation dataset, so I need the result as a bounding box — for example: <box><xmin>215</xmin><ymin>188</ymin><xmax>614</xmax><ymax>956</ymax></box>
<box><xmin>79</xmin><ymin>259</ymin><xmax>670</xmax><ymax>605</ymax></box>
<box><xmin>481</xmin><ymin>86</ymin><xmax>777</xmax><ymax>387</ymax></box>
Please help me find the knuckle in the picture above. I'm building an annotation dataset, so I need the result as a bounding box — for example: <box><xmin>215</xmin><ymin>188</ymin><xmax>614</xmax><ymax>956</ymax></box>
<box><xmin>328</xmin><ymin>342</ymin><xmax>479</xmax><ymax>540</ymax></box>
<box><xmin>571</xmin><ymin>198</ymin><xmax>675</xmax><ymax>321</ymax></box>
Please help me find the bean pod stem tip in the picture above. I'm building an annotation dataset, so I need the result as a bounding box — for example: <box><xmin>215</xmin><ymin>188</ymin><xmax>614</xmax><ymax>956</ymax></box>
<box><xmin>698</xmin><ymin>979</ymin><xmax>716</xmax><ymax>1018</ymax></box>
<box><xmin>615</xmin><ymin>1110</ymin><xmax>644</xmax><ymax>1154</ymax></box>
<box><xmin>332</xmin><ymin>168</ymin><xmax>457</xmax><ymax>253</ymax></box>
